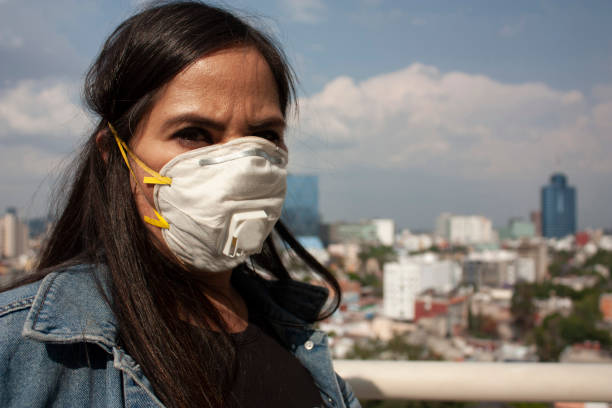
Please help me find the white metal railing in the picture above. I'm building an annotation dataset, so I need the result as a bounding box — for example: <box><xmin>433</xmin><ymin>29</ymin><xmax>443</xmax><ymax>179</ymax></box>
<box><xmin>333</xmin><ymin>360</ymin><xmax>612</xmax><ymax>402</ymax></box>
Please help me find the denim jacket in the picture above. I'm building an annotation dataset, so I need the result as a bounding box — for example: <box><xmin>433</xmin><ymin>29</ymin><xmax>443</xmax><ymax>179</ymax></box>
<box><xmin>0</xmin><ymin>264</ymin><xmax>361</xmax><ymax>408</ymax></box>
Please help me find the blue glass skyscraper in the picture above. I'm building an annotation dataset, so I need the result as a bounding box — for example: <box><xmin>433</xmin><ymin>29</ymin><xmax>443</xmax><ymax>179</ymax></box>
<box><xmin>281</xmin><ymin>174</ymin><xmax>320</xmax><ymax>237</ymax></box>
<box><xmin>541</xmin><ymin>173</ymin><xmax>576</xmax><ymax>238</ymax></box>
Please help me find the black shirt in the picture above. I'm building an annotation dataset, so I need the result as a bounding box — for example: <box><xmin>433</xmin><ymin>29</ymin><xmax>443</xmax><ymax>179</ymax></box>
<box><xmin>190</xmin><ymin>322</ymin><xmax>324</xmax><ymax>408</ymax></box>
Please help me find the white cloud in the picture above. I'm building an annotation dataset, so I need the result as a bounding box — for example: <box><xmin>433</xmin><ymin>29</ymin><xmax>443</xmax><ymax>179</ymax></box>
<box><xmin>500</xmin><ymin>16</ymin><xmax>528</xmax><ymax>38</ymax></box>
<box><xmin>0</xmin><ymin>78</ymin><xmax>89</xmax><ymax>214</ymax></box>
<box><xmin>288</xmin><ymin>63</ymin><xmax>612</xmax><ymax>181</ymax></box>
<box><xmin>0</xmin><ymin>144</ymin><xmax>66</xmax><ymax>179</ymax></box>
<box><xmin>0</xmin><ymin>79</ymin><xmax>89</xmax><ymax>144</ymax></box>
<box><xmin>0</xmin><ymin>143</ymin><xmax>71</xmax><ymax>217</ymax></box>
<box><xmin>280</xmin><ymin>0</ymin><xmax>327</xmax><ymax>24</ymax></box>
<box><xmin>0</xmin><ymin>29</ymin><xmax>23</xmax><ymax>49</ymax></box>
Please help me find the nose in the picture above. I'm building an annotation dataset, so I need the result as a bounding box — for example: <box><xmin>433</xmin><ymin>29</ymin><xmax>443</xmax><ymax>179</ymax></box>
<box><xmin>217</xmin><ymin>129</ymin><xmax>247</xmax><ymax>145</ymax></box>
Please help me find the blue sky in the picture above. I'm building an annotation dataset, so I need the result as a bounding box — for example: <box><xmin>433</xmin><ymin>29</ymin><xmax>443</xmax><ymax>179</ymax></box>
<box><xmin>1</xmin><ymin>0</ymin><xmax>611</xmax><ymax>231</ymax></box>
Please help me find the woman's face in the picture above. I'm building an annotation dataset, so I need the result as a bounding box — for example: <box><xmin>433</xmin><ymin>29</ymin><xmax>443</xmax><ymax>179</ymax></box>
<box><xmin>127</xmin><ymin>46</ymin><xmax>286</xmax><ymax>248</ymax></box>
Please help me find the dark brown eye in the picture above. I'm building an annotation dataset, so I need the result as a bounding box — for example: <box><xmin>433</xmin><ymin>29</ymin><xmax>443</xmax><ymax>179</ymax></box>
<box><xmin>173</xmin><ymin>127</ymin><xmax>213</xmax><ymax>146</ymax></box>
<box><xmin>254</xmin><ymin>130</ymin><xmax>281</xmax><ymax>143</ymax></box>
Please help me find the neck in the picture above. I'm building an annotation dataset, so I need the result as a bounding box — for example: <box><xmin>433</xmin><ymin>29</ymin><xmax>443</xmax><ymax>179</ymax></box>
<box><xmin>194</xmin><ymin>269</ymin><xmax>249</xmax><ymax>333</ymax></box>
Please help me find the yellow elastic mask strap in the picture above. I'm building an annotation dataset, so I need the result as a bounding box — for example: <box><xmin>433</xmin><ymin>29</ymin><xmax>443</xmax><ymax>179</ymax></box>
<box><xmin>107</xmin><ymin>123</ymin><xmax>172</xmax><ymax>186</ymax></box>
<box><xmin>108</xmin><ymin>123</ymin><xmax>171</xmax><ymax>230</ymax></box>
<box><xmin>144</xmin><ymin>209</ymin><xmax>170</xmax><ymax>229</ymax></box>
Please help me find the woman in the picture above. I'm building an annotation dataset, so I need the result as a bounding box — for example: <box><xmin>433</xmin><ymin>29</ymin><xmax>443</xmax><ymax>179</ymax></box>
<box><xmin>0</xmin><ymin>2</ymin><xmax>360</xmax><ymax>407</ymax></box>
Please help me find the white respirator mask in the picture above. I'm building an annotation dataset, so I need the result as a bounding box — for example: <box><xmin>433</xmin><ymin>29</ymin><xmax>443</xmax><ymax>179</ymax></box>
<box><xmin>109</xmin><ymin>124</ymin><xmax>288</xmax><ymax>272</ymax></box>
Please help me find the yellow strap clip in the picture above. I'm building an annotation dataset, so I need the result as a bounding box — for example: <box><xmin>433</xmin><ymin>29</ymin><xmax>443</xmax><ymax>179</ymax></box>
<box><xmin>109</xmin><ymin>123</ymin><xmax>171</xmax><ymax>229</ymax></box>
<box><xmin>108</xmin><ymin>123</ymin><xmax>172</xmax><ymax>185</ymax></box>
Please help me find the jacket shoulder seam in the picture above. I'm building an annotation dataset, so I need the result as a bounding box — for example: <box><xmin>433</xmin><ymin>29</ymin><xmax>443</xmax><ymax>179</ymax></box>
<box><xmin>0</xmin><ymin>295</ymin><xmax>35</xmax><ymax>317</ymax></box>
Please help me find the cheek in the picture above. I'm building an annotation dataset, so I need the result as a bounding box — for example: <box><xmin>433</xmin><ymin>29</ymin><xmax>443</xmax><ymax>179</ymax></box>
<box><xmin>127</xmin><ymin>140</ymin><xmax>179</xmax><ymax>205</ymax></box>
<box><xmin>134</xmin><ymin>141</ymin><xmax>180</xmax><ymax>172</ymax></box>
<box><xmin>130</xmin><ymin>164</ymin><xmax>156</xmax><ymax>202</ymax></box>
<box><xmin>127</xmin><ymin>135</ymin><xmax>184</xmax><ymax>222</ymax></box>
<box><xmin>130</xmin><ymin>168</ymin><xmax>168</xmax><ymax>249</ymax></box>
<box><xmin>129</xmin><ymin>163</ymin><xmax>156</xmax><ymax>225</ymax></box>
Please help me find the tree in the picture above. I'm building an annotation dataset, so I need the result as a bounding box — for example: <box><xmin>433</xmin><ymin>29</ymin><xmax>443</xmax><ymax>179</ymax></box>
<box><xmin>584</xmin><ymin>249</ymin><xmax>612</xmax><ymax>269</ymax></box>
<box><xmin>548</xmin><ymin>250</ymin><xmax>573</xmax><ymax>277</ymax></box>
<box><xmin>345</xmin><ymin>333</ymin><xmax>429</xmax><ymax>361</ymax></box>
<box><xmin>359</xmin><ymin>245</ymin><xmax>397</xmax><ymax>269</ymax></box>
<box><xmin>534</xmin><ymin>313</ymin><xmax>567</xmax><ymax>361</ymax></box>
<box><xmin>468</xmin><ymin>312</ymin><xmax>499</xmax><ymax>339</ymax></box>
<box><xmin>511</xmin><ymin>282</ymin><xmax>536</xmax><ymax>337</ymax></box>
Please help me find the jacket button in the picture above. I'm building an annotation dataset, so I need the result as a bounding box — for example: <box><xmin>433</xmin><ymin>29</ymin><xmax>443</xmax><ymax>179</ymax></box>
<box><xmin>304</xmin><ymin>340</ymin><xmax>314</xmax><ymax>350</ymax></box>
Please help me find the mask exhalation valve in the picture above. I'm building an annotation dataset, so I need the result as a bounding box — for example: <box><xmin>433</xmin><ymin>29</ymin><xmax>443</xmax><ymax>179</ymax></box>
<box><xmin>222</xmin><ymin>211</ymin><xmax>269</xmax><ymax>258</ymax></box>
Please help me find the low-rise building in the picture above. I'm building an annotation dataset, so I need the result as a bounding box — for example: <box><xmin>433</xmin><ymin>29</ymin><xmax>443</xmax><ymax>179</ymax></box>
<box><xmin>327</xmin><ymin>222</ymin><xmax>379</xmax><ymax>245</ymax></box>
<box><xmin>397</xmin><ymin>229</ymin><xmax>433</xmax><ymax>252</ymax></box>
<box><xmin>337</xmin><ymin>279</ymin><xmax>361</xmax><ymax>313</ymax></box>
<box><xmin>464</xmin><ymin>250</ymin><xmax>521</xmax><ymax>287</ymax></box>
<box><xmin>534</xmin><ymin>296</ymin><xmax>573</xmax><ymax>323</ymax></box>
<box><xmin>414</xmin><ymin>294</ymin><xmax>469</xmax><ymax>336</ymax></box>
<box><xmin>552</xmin><ymin>275</ymin><xmax>599</xmax><ymax>291</ymax></box>
<box><xmin>559</xmin><ymin>342</ymin><xmax>612</xmax><ymax>363</ymax></box>
<box><xmin>327</xmin><ymin>242</ymin><xmax>361</xmax><ymax>273</ymax></box>
<box><xmin>498</xmin><ymin>218</ymin><xmax>536</xmax><ymax>241</ymax></box>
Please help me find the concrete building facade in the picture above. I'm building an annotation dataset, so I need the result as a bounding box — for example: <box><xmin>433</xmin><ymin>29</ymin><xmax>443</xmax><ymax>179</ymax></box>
<box><xmin>371</xmin><ymin>218</ymin><xmax>395</xmax><ymax>246</ymax></box>
<box><xmin>1</xmin><ymin>209</ymin><xmax>29</xmax><ymax>259</ymax></box>
<box><xmin>436</xmin><ymin>213</ymin><xmax>493</xmax><ymax>245</ymax></box>
<box><xmin>383</xmin><ymin>255</ymin><xmax>462</xmax><ymax>321</ymax></box>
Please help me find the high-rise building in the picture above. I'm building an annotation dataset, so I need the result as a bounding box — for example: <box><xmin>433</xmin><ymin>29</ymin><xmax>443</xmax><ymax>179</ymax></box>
<box><xmin>541</xmin><ymin>173</ymin><xmax>576</xmax><ymax>238</ymax></box>
<box><xmin>371</xmin><ymin>218</ymin><xmax>395</xmax><ymax>246</ymax></box>
<box><xmin>435</xmin><ymin>213</ymin><xmax>493</xmax><ymax>245</ymax></box>
<box><xmin>1</xmin><ymin>207</ymin><xmax>29</xmax><ymax>258</ymax></box>
<box><xmin>383</xmin><ymin>255</ymin><xmax>462</xmax><ymax>320</ymax></box>
<box><xmin>383</xmin><ymin>261</ymin><xmax>419</xmax><ymax>320</ymax></box>
<box><xmin>516</xmin><ymin>240</ymin><xmax>549</xmax><ymax>283</ymax></box>
<box><xmin>281</xmin><ymin>174</ymin><xmax>320</xmax><ymax>237</ymax></box>
<box><xmin>530</xmin><ymin>211</ymin><xmax>542</xmax><ymax>236</ymax></box>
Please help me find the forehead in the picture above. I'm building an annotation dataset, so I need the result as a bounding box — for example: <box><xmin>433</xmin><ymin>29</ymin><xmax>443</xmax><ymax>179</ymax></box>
<box><xmin>151</xmin><ymin>46</ymin><xmax>282</xmax><ymax>119</ymax></box>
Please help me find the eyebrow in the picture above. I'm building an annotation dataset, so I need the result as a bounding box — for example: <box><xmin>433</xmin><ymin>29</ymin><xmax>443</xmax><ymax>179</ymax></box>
<box><xmin>161</xmin><ymin>113</ymin><xmax>286</xmax><ymax>133</ymax></box>
<box><xmin>247</xmin><ymin>118</ymin><xmax>287</xmax><ymax>133</ymax></box>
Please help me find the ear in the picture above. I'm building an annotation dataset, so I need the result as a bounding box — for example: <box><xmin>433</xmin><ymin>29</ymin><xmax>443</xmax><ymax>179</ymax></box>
<box><xmin>95</xmin><ymin>129</ymin><xmax>110</xmax><ymax>163</ymax></box>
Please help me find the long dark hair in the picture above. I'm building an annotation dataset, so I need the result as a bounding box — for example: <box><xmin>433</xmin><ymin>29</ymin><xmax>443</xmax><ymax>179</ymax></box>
<box><xmin>8</xmin><ymin>2</ymin><xmax>340</xmax><ymax>407</ymax></box>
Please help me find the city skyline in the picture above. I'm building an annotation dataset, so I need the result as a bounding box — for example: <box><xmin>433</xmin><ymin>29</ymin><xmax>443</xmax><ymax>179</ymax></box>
<box><xmin>1</xmin><ymin>1</ymin><xmax>611</xmax><ymax>230</ymax></box>
<box><xmin>0</xmin><ymin>169</ymin><xmax>608</xmax><ymax>235</ymax></box>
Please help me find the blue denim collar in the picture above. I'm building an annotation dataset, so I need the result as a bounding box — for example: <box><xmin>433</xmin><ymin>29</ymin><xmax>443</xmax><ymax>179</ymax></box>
<box><xmin>21</xmin><ymin>263</ymin><xmax>329</xmax><ymax>352</ymax></box>
<box><xmin>22</xmin><ymin>264</ymin><xmax>118</xmax><ymax>352</ymax></box>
